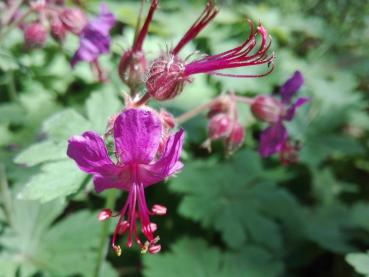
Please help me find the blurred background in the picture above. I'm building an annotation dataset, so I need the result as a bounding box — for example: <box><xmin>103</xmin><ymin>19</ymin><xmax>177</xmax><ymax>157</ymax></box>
<box><xmin>1</xmin><ymin>0</ymin><xmax>369</xmax><ymax>276</ymax></box>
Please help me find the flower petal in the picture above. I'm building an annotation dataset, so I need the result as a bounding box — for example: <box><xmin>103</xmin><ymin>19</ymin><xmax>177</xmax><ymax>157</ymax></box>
<box><xmin>67</xmin><ymin>131</ymin><xmax>119</xmax><ymax>175</ymax></box>
<box><xmin>138</xmin><ymin>129</ymin><xmax>184</xmax><ymax>187</ymax></box>
<box><xmin>93</xmin><ymin>164</ymin><xmax>131</xmax><ymax>192</ymax></box>
<box><xmin>285</xmin><ymin>97</ymin><xmax>309</xmax><ymax>121</ymax></box>
<box><xmin>259</xmin><ymin>122</ymin><xmax>288</xmax><ymax>157</ymax></box>
<box><xmin>114</xmin><ymin>109</ymin><xmax>162</xmax><ymax>164</ymax></box>
<box><xmin>280</xmin><ymin>71</ymin><xmax>304</xmax><ymax>104</ymax></box>
<box><xmin>89</xmin><ymin>3</ymin><xmax>116</xmax><ymax>36</ymax></box>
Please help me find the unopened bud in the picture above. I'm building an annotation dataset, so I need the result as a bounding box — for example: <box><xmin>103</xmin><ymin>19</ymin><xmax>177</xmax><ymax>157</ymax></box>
<box><xmin>208</xmin><ymin>113</ymin><xmax>232</xmax><ymax>140</ymax></box>
<box><xmin>225</xmin><ymin>122</ymin><xmax>245</xmax><ymax>153</ymax></box>
<box><xmin>50</xmin><ymin>18</ymin><xmax>65</xmax><ymax>41</ymax></box>
<box><xmin>159</xmin><ymin>109</ymin><xmax>175</xmax><ymax>130</ymax></box>
<box><xmin>148</xmin><ymin>244</ymin><xmax>161</xmax><ymax>254</ymax></box>
<box><xmin>118</xmin><ymin>50</ymin><xmax>147</xmax><ymax>90</ymax></box>
<box><xmin>151</xmin><ymin>204</ymin><xmax>167</xmax><ymax>215</ymax></box>
<box><xmin>146</xmin><ymin>54</ymin><xmax>188</xmax><ymax>101</ymax></box>
<box><xmin>24</xmin><ymin>22</ymin><xmax>47</xmax><ymax>47</ymax></box>
<box><xmin>60</xmin><ymin>8</ymin><xmax>87</xmax><ymax>34</ymax></box>
<box><xmin>97</xmin><ymin>208</ymin><xmax>112</xmax><ymax>221</ymax></box>
<box><xmin>251</xmin><ymin>96</ymin><xmax>285</xmax><ymax>123</ymax></box>
<box><xmin>207</xmin><ymin>96</ymin><xmax>232</xmax><ymax>118</ymax></box>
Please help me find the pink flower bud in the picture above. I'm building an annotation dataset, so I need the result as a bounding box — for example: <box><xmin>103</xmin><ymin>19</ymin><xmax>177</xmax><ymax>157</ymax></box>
<box><xmin>225</xmin><ymin>122</ymin><xmax>245</xmax><ymax>153</ymax></box>
<box><xmin>24</xmin><ymin>22</ymin><xmax>47</xmax><ymax>47</ymax></box>
<box><xmin>159</xmin><ymin>109</ymin><xmax>175</xmax><ymax>130</ymax></box>
<box><xmin>50</xmin><ymin>18</ymin><xmax>66</xmax><ymax>41</ymax></box>
<box><xmin>148</xmin><ymin>244</ymin><xmax>161</xmax><ymax>254</ymax></box>
<box><xmin>251</xmin><ymin>96</ymin><xmax>285</xmax><ymax>123</ymax></box>
<box><xmin>207</xmin><ymin>96</ymin><xmax>232</xmax><ymax>118</ymax></box>
<box><xmin>60</xmin><ymin>8</ymin><xmax>87</xmax><ymax>35</ymax></box>
<box><xmin>151</xmin><ymin>204</ymin><xmax>167</xmax><ymax>215</ymax></box>
<box><xmin>208</xmin><ymin>113</ymin><xmax>232</xmax><ymax>140</ymax></box>
<box><xmin>97</xmin><ymin>208</ymin><xmax>112</xmax><ymax>221</ymax></box>
<box><xmin>146</xmin><ymin>54</ymin><xmax>189</xmax><ymax>101</ymax></box>
<box><xmin>118</xmin><ymin>50</ymin><xmax>147</xmax><ymax>90</ymax></box>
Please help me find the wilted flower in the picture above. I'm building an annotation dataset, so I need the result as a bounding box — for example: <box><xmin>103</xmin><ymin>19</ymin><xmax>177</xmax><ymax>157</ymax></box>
<box><xmin>71</xmin><ymin>4</ymin><xmax>115</xmax><ymax>68</ymax></box>
<box><xmin>258</xmin><ymin>71</ymin><xmax>308</xmax><ymax>163</ymax></box>
<box><xmin>67</xmin><ymin>108</ymin><xmax>184</xmax><ymax>255</ymax></box>
<box><xmin>118</xmin><ymin>0</ymin><xmax>158</xmax><ymax>91</ymax></box>
<box><xmin>23</xmin><ymin>22</ymin><xmax>47</xmax><ymax>47</ymax></box>
<box><xmin>147</xmin><ymin>15</ymin><xmax>274</xmax><ymax>101</ymax></box>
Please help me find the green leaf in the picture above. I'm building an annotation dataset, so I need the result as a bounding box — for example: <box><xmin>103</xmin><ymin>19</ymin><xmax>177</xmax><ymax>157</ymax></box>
<box><xmin>346</xmin><ymin>252</ymin><xmax>369</xmax><ymax>276</ymax></box>
<box><xmin>306</xmin><ymin>203</ymin><xmax>356</xmax><ymax>254</ymax></box>
<box><xmin>143</xmin><ymin>238</ymin><xmax>284</xmax><ymax>277</ymax></box>
<box><xmin>42</xmin><ymin>109</ymin><xmax>92</xmax><ymax>141</ymax></box>
<box><xmin>18</xmin><ymin>159</ymin><xmax>86</xmax><ymax>202</ymax></box>
<box><xmin>86</xmin><ymin>89</ymin><xmax>122</xmax><ymax>134</ymax></box>
<box><xmin>14</xmin><ymin>140</ymin><xmax>66</xmax><ymax>167</ymax></box>
<box><xmin>170</xmin><ymin>150</ymin><xmax>300</xmax><ymax>253</ymax></box>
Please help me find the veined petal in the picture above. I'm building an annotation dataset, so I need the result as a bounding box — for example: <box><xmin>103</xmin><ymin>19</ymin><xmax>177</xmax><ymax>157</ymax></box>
<box><xmin>67</xmin><ymin>131</ymin><xmax>119</xmax><ymax>175</ymax></box>
<box><xmin>259</xmin><ymin>122</ymin><xmax>288</xmax><ymax>157</ymax></box>
<box><xmin>93</xmin><ymin>164</ymin><xmax>131</xmax><ymax>192</ymax></box>
<box><xmin>285</xmin><ymin>97</ymin><xmax>309</xmax><ymax>121</ymax></box>
<box><xmin>114</xmin><ymin>109</ymin><xmax>162</xmax><ymax>164</ymax></box>
<box><xmin>138</xmin><ymin>129</ymin><xmax>184</xmax><ymax>187</ymax></box>
<box><xmin>280</xmin><ymin>71</ymin><xmax>304</xmax><ymax>104</ymax></box>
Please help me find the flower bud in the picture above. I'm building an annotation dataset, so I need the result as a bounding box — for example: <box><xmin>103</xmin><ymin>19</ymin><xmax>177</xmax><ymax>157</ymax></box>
<box><xmin>207</xmin><ymin>96</ymin><xmax>232</xmax><ymax>118</ymax></box>
<box><xmin>24</xmin><ymin>22</ymin><xmax>47</xmax><ymax>47</ymax></box>
<box><xmin>50</xmin><ymin>18</ymin><xmax>66</xmax><ymax>41</ymax></box>
<box><xmin>251</xmin><ymin>95</ymin><xmax>285</xmax><ymax>123</ymax></box>
<box><xmin>208</xmin><ymin>113</ymin><xmax>232</xmax><ymax>140</ymax></box>
<box><xmin>148</xmin><ymin>244</ymin><xmax>161</xmax><ymax>254</ymax></box>
<box><xmin>146</xmin><ymin>54</ymin><xmax>188</xmax><ymax>101</ymax></box>
<box><xmin>151</xmin><ymin>204</ymin><xmax>167</xmax><ymax>215</ymax></box>
<box><xmin>60</xmin><ymin>8</ymin><xmax>87</xmax><ymax>35</ymax></box>
<box><xmin>224</xmin><ymin>122</ymin><xmax>245</xmax><ymax>153</ymax></box>
<box><xmin>97</xmin><ymin>208</ymin><xmax>112</xmax><ymax>221</ymax></box>
<box><xmin>119</xmin><ymin>50</ymin><xmax>147</xmax><ymax>90</ymax></box>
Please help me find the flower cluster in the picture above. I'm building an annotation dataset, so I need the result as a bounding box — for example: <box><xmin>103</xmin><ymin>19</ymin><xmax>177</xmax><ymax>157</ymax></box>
<box><xmin>62</xmin><ymin>0</ymin><xmax>308</xmax><ymax>256</ymax></box>
<box><xmin>1</xmin><ymin>0</ymin><xmax>115</xmax><ymax>81</ymax></box>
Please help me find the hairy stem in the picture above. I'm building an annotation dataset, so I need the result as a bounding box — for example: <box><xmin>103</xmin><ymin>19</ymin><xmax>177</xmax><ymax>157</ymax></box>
<box><xmin>175</xmin><ymin>100</ymin><xmax>215</xmax><ymax>124</ymax></box>
<box><xmin>134</xmin><ymin>91</ymin><xmax>151</xmax><ymax>106</ymax></box>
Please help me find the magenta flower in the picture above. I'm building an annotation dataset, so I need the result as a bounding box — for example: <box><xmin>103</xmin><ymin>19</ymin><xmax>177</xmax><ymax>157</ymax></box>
<box><xmin>71</xmin><ymin>3</ymin><xmax>115</xmax><ymax>67</ymax></box>
<box><xmin>67</xmin><ymin>108</ymin><xmax>184</xmax><ymax>255</ymax></box>
<box><xmin>257</xmin><ymin>71</ymin><xmax>308</xmax><ymax>163</ymax></box>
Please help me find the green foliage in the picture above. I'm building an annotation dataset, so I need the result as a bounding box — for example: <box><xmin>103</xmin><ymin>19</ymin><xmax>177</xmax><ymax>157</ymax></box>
<box><xmin>0</xmin><ymin>0</ymin><xmax>369</xmax><ymax>276</ymax></box>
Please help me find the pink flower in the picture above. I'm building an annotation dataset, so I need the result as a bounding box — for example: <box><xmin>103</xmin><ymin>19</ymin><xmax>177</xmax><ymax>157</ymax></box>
<box><xmin>67</xmin><ymin>108</ymin><xmax>184</xmax><ymax>255</ymax></box>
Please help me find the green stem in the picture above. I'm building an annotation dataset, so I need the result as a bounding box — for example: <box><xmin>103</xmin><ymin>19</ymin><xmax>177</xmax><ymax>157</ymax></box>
<box><xmin>93</xmin><ymin>190</ymin><xmax>116</xmax><ymax>277</ymax></box>
<box><xmin>0</xmin><ymin>164</ymin><xmax>15</xmax><ymax>228</ymax></box>
<box><xmin>6</xmin><ymin>71</ymin><xmax>18</xmax><ymax>101</ymax></box>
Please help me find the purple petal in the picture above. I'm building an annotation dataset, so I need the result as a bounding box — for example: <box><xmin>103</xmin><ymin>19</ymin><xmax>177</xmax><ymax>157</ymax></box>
<box><xmin>114</xmin><ymin>109</ymin><xmax>162</xmax><ymax>164</ymax></box>
<box><xmin>88</xmin><ymin>4</ymin><xmax>116</xmax><ymax>36</ymax></box>
<box><xmin>67</xmin><ymin>131</ymin><xmax>120</xmax><ymax>176</ymax></box>
<box><xmin>93</xmin><ymin>164</ymin><xmax>131</xmax><ymax>192</ymax></box>
<box><xmin>70</xmin><ymin>4</ymin><xmax>115</xmax><ymax>66</ymax></box>
<box><xmin>138</xmin><ymin>129</ymin><xmax>184</xmax><ymax>187</ymax></box>
<box><xmin>280</xmin><ymin>71</ymin><xmax>304</xmax><ymax>104</ymax></box>
<box><xmin>285</xmin><ymin>97</ymin><xmax>309</xmax><ymax>121</ymax></box>
<box><xmin>71</xmin><ymin>28</ymin><xmax>110</xmax><ymax>66</ymax></box>
<box><xmin>259</xmin><ymin>122</ymin><xmax>288</xmax><ymax>157</ymax></box>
